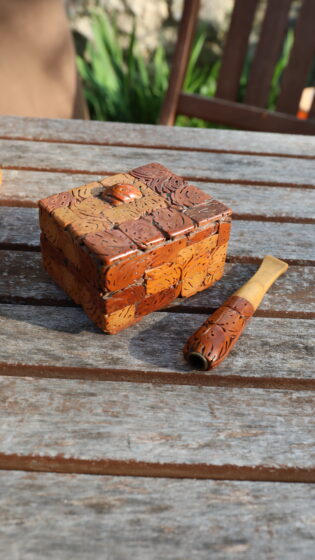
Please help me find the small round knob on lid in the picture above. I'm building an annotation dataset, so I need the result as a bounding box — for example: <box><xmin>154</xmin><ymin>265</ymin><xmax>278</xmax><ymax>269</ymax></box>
<box><xmin>101</xmin><ymin>183</ymin><xmax>142</xmax><ymax>206</ymax></box>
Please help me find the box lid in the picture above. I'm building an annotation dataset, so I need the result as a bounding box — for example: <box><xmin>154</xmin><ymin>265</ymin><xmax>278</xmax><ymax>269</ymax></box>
<box><xmin>39</xmin><ymin>162</ymin><xmax>231</xmax><ymax>266</ymax></box>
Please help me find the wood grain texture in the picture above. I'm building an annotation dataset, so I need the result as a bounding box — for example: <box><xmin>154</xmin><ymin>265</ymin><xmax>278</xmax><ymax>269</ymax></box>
<box><xmin>1</xmin><ymin>115</ymin><xmax>315</xmax><ymax>157</ymax></box>
<box><xmin>1</xmin><ymin>472</ymin><xmax>315</xmax><ymax>560</ymax></box>
<box><xmin>178</xmin><ymin>262</ymin><xmax>315</xmax><ymax>317</ymax></box>
<box><xmin>0</xmin><ymin>170</ymin><xmax>102</xmax><ymax>205</ymax></box>
<box><xmin>0</xmin><ymin>375</ymin><xmax>314</xmax><ymax>473</ymax></box>
<box><xmin>145</xmin><ymin>262</ymin><xmax>181</xmax><ymax>295</ymax></box>
<box><xmin>228</xmin><ymin>221</ymin><xmax>314</xmax><ymax>262</ymax></box>
<box><xmin>4</xmin><ymin>171</ymin><xmax>315</xmax><ymax>221</ymax></box>
<box><xmin>1</xmin><ymin>116</ymin><xmax>314</xmax><ymax>542</ymax></box>
<box><xmin>2</xmin><ymin>207</ymin><xmax>313</xmax><ymax>262</ymax></box>
<box><xmin>0</xmin><ymin>207</ymin><xmax>39</xmax><ymax>248</ymax></box>
<box><xmin>1</xmin><ymin>252</ymin><xmax>314</xmax><ymax>317</ymax></box>
<box><xmin>1</xmin><ymin>139</ymin><xmax>315</xmax><ymax>186</ymax></box>
<box><xmin>0</xmin><ymin>305</ymin><xmax>313</xmax><ymax>382</ymax></box>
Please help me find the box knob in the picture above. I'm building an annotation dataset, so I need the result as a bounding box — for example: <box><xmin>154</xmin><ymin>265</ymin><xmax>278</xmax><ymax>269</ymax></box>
<box><xmin>101</xmin><ymin>183</ymin><xmax>142</xmax><ymax>206</ymax></box>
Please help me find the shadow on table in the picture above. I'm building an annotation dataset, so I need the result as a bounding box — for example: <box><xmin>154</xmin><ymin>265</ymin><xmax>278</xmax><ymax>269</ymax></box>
<box><xmin>0</xmin><ymin>301</ymin><xmax>195</xmax><ymax>372</ymax></box>
<box><xmin>0</xmin><ymin>302</ymin><xmax>99</xmax><ymax>334</ymax></box>
<box><xmin>127</xmin><ymin>312</ymin><xmax>197</xmax><ymax>373</ymax></box>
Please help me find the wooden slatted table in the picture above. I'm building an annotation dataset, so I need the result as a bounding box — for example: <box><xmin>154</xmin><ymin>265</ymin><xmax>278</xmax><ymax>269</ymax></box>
<box><xmin>0</xmin><ymin>116</ymin><xmax>314</xmax><ymax>558</ymax></box>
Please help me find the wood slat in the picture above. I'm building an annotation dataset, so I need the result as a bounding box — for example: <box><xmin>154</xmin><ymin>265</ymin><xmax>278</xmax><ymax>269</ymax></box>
<box><xmin>277</xmin><ymin>0</ymin><xmax>315</xmax><ymax>115</ymax></box>
<box><xmin>228</xmin><ymin>221</ymin><xmax>314</xmax><ymax>263</ymax></box>
<box><xmin>1</xmin><ymin>115</ymin><xmax>315</xmax><ymax>157</ymax></box>
<box><xmin>245</xmin><ymin>0</ymin><xmax>292</xmax><ymax>107</ymax></box>
<box><xmin>0</xmin><ymin>305</ymin><xmax>313</xmax><ymax>384</ymax></box>
<box><xmin>1</xmin><ymin>207</ymin><xmax>313</xmax><ymax>263</ymax></box>
<box><xmin>1</xmin><ymin>251</ymin><xmax>314</xmax><ymax>318</ymax></box>
<box><xmin>177</xmin><ymin>262</ymin><xmax>315</xmax><ymax>317</ymax></box>
<box><xmin>1</xmin><ymin>139</ymin><xmax>315</xmax><ymax>186</ymax></box>
<box><xmin>1</xmin><ymin>472</ymin><xmax>315</xmax><ymax>559</ymax></box>
<box><xmin>2</xmin><ymin>170</ymin><xmax>315</xmax><ymax>221</ymax></box>
<box><xmin>0</xmin><ymin>207</ymin><xmax>39</xmax><ymax>249</ymax></box>
<box><xmin>0</xmin><ymin>376</ymin><xmax>314</xmax><ymax>478</ymax></box>
<box><xmin>0</xmin><ymin>117</ymin><xmax>313</xmax><ymax>540</ymax></box>
<box><xmin>0</xmin><ymin>170</ymin><xmax>100</xmax><ymax>206</ymax></box>
<box><xmin>215</xmin><ymin>0</ymin><xmax>259</xmax><ymax>100</ymax></box>
<box><xmin>177</xmin><ymin>93</ymin><xmax>315</xmax><ymax>135</ymax></box>
<box><xmin>159</xmin><ymin>0</ymin><xmax>200</xmax><ymax>125</ymax></box>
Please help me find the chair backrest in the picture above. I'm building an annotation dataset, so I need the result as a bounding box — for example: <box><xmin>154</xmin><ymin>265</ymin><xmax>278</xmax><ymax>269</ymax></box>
<box><xmin>160</xmin><ymin>0</ymin><xmax>315</xmax><ymax>134</ymax></box>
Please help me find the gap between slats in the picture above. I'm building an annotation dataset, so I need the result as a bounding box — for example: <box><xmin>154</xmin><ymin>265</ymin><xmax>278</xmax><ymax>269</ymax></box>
<box><xmin>0</xmin><ymin>297</ymin><xmax>313</xmax><ymax>320</ymax></box>
<box><xmin>0</xmin><ymin>198</ymin><xmax>313</xmax><ymax>225</ymax></box>
<box><xmin>0</xmin><ymin>453</ymin><xmax>314</xmax><ymax>483</ymax></box>
<box><xmin>0</xmin><ymin>363</ymin><xmax>314</xmax><ymax>392</ymax></box>
<box><xmin>1</xmin><ymin>165</ymin><xmax>315</xmax><ymax>189</ymax></box>
<box><xmin>1</xmin><ymin>135</ymin><xmax>314</xmax><ymax>160</ymax></box>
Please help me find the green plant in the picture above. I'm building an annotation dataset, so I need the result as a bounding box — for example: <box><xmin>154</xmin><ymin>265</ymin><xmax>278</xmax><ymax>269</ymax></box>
<box><xmin>267</xmin><ymin>28</ymin><xmax>294</xmax><ymax>110</ymax></box>
<box><xmin>76</xmin><ymin>10</ymin><xmax>301</xmax><ymax>127</ymax></box>
<box><xmin>76</xmin><ymin>10</ymin><xmax>169</xmax><ymax>123</ymax></box>
<box><xmin>76</xmin><ymin>10</ymin><xmax>221</xmax><ymax>125</ymax></box>
<box><xmin>237</xmin><ymin>27</ymin><xmax>295</xmax><ymax>109</ymax></box>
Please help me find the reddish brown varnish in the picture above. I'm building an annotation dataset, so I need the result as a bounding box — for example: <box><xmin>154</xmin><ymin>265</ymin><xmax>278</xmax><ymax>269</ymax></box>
<box><xmin>101</xmin><ymin>183</ymin><xmax>142</xmax><ymax>206</ymax></box>
<box><xmin>39</xmin><ymin>163</ymin><xmax>232</xmax><ymax>334</ymax></box>
<box><xmin>183</xmin><ymin>254</ymin><xmax>288</xmax><ymax>370</ymax></box>
<box><xmin>183</xmin><ymin>296</ymin><xmax>254</xmax><ymax>370</ymax></box>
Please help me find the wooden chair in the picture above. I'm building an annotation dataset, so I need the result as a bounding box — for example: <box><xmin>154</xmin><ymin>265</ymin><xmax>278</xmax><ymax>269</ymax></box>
<box><xmin>160</xmin><ymin>0</ymin><xmax>315</xmax><ymax>134</ymax></box>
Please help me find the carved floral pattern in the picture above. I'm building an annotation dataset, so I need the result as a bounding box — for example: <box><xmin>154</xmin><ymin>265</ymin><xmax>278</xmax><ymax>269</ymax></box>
<box><xmin>130</xmin><ymin>162</ymin><xmax>187</xmax><ymax>196</ymax></box>
<box><xmin>39</xmin><ymin>163</ymin><xmax>232</xmax><ymax>334</ymax></box>
<box><xmin>183</xmin><ymin>296</ymin><xmax>255</xmax><ymax>369</ymax></box>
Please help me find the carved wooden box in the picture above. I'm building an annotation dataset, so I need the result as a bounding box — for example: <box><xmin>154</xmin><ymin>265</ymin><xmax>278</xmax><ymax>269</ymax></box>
<box><xmin>39</xmin><ymin>163</ymin><xmax>232</xmax><ymax>334</ymax></box>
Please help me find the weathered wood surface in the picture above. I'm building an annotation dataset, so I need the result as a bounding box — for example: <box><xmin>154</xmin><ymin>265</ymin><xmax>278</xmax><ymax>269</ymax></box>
<box><xmin>0</xmin><ymin>207</ymin><xmax>39</xmax><ymax>248</ymax></box>
<box><xmin>0</xmin><ymin>376</ymin><xmax>314</xmax><ymax>476</ymax></box>
<box><xmin>1</xmin><ymin>115</ymin><xmax>315</xmax><ymax>157</ymax></box>
<box><xmin>1</xmin><ymin>117</ymin><xmax>314</xmax><ymax>549</ymax></box>
<box><xmin>1</xmin><ymin>139</ymin><xmax>315</xmax><ymax>186</ymax></box>
<box><xmin>0</xmin><ymin>170</ymin><xmax>100</xmax><ymax>206</ymax></box>
<box><xmin>1</xmin><ymin>473</ymin><xmax>315</xmax><ymax>560</ymax></box>
<box><xmin>1</xmin><ymin>251</ymin><xmax>314</xmax><ymax>317</ymax></box>
<box><xmin>1</xmin><ymin>170</ymin><xmax>314</xmax><ymax>221</ymax></box>
<box><xmin>1</xmin><ymin>207</ymin><xmax>313</xmax><ymax>262</ymax></box>
<box><xmin>179</xmin><ymin>262</ymin><xmax>315</xmax><ymax>317</ymax></box>
<box><xmin>0</xmin><ymin>304</ymin><xmax>313</xmax><ymax>382</ymax></box>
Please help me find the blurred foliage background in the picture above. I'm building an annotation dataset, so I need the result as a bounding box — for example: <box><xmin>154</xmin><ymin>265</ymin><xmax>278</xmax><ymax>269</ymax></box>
<box><xmin>73</xmin><ymin>2</ymin><xmax>314</xmax><ymax>126</ymax></box>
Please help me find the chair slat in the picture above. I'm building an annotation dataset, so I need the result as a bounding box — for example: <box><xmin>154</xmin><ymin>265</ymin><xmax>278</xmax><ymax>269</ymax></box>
<box><xmin>178</xmin><ymin>93</ymin><xmax>315</xmax><ymax>134</ymax></box>
<box><xmin>245</xmin><ymin>0</ymin><xmax>292</xmax><ymax>107</ymax></box>
<box><xmin>308</xmin><ymin>90</ymin><xmax>315</xmax><ymax>119</ymax></box>
<box><xmin>277</xmin><ymin>0</ymin><xmax>315</xmax><ymax>115</ymax></box>
<box><xmin>215</xmin><ymin>0</ymin><xmax>259</xmax><ymax>101</ymax></box>
<box><xmin>159</xmin><ymin>0</ymin><xmax>200</xmax><ymax>125</ymax></box>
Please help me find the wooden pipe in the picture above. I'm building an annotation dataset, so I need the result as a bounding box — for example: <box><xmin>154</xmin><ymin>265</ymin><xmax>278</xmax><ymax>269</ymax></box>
<box><xmin>183</xmin><ymin>255</ymin><xmax>288</xmax><ymax>370</ymax></box>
